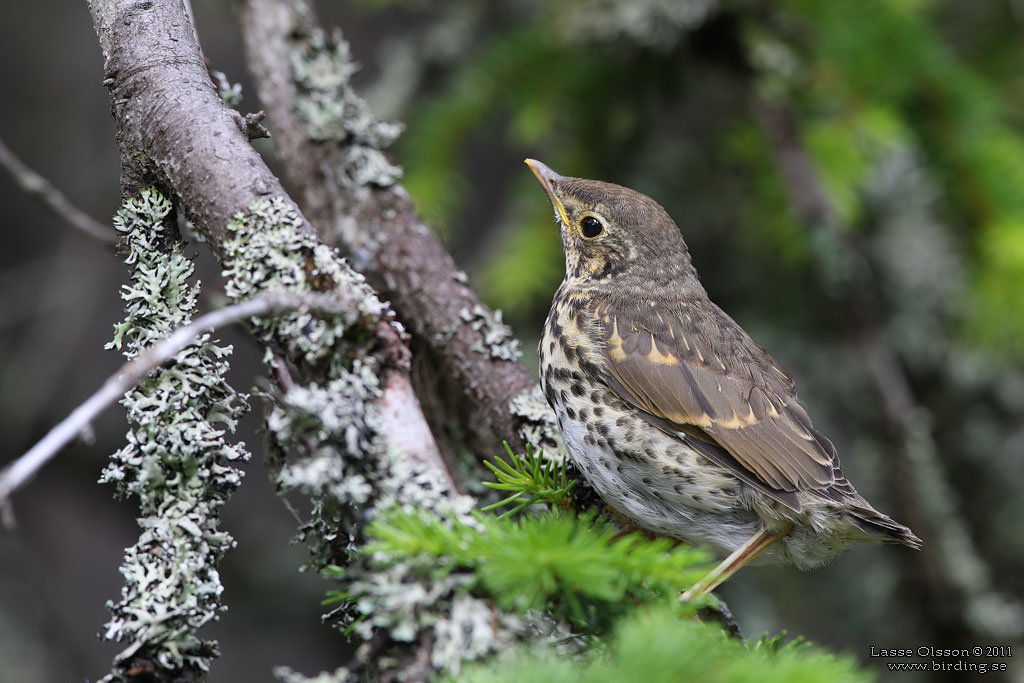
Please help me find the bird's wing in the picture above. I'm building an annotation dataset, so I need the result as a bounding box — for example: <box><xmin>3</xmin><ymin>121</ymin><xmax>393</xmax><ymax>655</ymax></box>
<box><xmin>593</xmin><ymin>296</ymin><xmax>836</xmax><ymax>500</ymax></box>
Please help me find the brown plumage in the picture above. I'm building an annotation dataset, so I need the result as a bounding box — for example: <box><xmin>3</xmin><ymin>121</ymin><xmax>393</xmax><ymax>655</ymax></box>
<box><xmin>527</xmin><ymin>159</ymin><xmax>920</xmax><ymax>597</ymax></box>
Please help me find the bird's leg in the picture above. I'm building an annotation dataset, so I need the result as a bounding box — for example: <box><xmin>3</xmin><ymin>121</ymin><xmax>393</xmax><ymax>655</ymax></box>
<box><xmin>681</xmin><ymin>523</ymin><xmax>793</xmax><ymax>601</ymax></box>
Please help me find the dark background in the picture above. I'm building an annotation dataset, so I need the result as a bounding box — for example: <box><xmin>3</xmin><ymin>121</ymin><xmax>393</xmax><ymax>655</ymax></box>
<box><xmin>1</xmin><ymin>1</ymin><xmax>1022</xmax><ymax>681</ymax></box>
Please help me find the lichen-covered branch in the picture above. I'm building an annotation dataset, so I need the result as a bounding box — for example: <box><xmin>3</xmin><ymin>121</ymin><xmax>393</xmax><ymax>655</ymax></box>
<box><xmin>85</xmin><ymin>0</ymin><xmax>457</xmax><ymax>678</ymax></box>
<box><xmin>214</xmin><ymin>196</ymin><xmax>548</xmax><ymax>679</ymax></box>
<box><xmin>238</xmin><ymin>0</ymin><xmax>563</xmax><ymax>460</ymax></box>
<box><xmin>100</xmin><ymin>188</ymin><xmax>250</xmax><ymax>678</ymax></box>
<box><xmin>86</xmin><ymin>0</ymin><xmax>444</xmax><ymax>476</ymax></box>
<box><xmin>0</xmin><ymin>284</ymin><xmax>372</xmax><ymax>516</ymax></box>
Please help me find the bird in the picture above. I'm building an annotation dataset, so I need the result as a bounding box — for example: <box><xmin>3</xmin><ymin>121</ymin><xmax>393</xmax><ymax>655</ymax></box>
<box><xmin>525</xmin><ymin>158</ymin><xmax>921</xmax><ymax>599</ymax></box>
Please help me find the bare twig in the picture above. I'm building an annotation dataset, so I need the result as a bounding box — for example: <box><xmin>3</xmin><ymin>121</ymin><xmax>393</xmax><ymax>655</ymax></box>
<box><xmin>0</xmin><ymin>291</ymin><xmax>359</xmax><ymax>520</ymax></box>
<box><xmin>0</xmin><ymin>136</ymin><xmax>116</xmax><ymax>243</ymax></box>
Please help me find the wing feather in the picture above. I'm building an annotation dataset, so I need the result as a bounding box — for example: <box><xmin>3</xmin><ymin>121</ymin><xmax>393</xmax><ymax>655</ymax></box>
<box><xmin>594</xmin><ymin>297</ymin><xmax>835</xmax><ymax>503</ymax></box>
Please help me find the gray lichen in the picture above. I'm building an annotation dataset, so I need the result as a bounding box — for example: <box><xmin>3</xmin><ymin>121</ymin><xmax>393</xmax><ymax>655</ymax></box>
<box><xmin>458</xmin><ymin>304</ymin><xmax>522</xmax><ymax>361</ymax></box>
<box><xmin>275</xmin><ymin>394</ymin><xmax>528</xmax><ymax>676</ymax></box>
<box><xmin>273</xmin><ymin>666</ymin><xmax>352</xmax><ymax>683</ymax></box>
<box><xmin>508</xmin><ymin>385</ymin><xmax>565</xmax><ymax>458</ymax></box>
<box><xmin>290</xmin><ymin>27</ymin><xmax>403</xmax><ymax>187</ymax></box>
<box><xmin>211</xmin><ymin>70</ymin><xmax>243</xmax><ymax>108</ymax></box>
<box><xmin>222</xmin><ymin>196</ymin><xmax>525</xmax><ymax>676</ymax></box>
<box><xmin>338</xmin><ymin>454</ymin><xmax>530</xmax><ymax>676</ymax></box>
<box><xmin>346</xmin><ymin>560</ymin><xmax>527</xmax><ymax>675</ymax></box>
<box><xmin>101</xmin><ymin>188</ymin><xmax>250</xmax><ymax>674</ymax></box>
<box><xmin>278</xmin><ymin>408</ymin><xmax>525</xmax><ymax>676</ymax></box>
<box><xmin>222</xmin><ymin>195</ymin><xmax>390</xmax><ymax>562</ymax></box>
<box><xmin>432</xmin><ymin>594</ymin><xmax>523</xmax><ymax>668</ymax></box>
<box><xmin>223</xmin><ymin>195</ymin><xmax>387</xmax><ymax>365</ymax></box>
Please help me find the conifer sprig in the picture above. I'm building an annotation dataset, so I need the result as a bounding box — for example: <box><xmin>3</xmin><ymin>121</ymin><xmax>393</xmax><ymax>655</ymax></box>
<box><xmin>362</xmin><ymin>508</ymin><xmax>710</xmax><ymax>634</ymax></box>
<box><xmin>481</xmin><ymin>441</ymin><xmax>576</xmax><ymax>517</ymax></box>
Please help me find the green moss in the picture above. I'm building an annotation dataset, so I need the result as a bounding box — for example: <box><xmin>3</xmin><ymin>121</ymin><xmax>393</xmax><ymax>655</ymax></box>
<box><xmin>786</xmin><ymin>0</ymin><xmax>1024</xmax><ymax>354</ymax></box>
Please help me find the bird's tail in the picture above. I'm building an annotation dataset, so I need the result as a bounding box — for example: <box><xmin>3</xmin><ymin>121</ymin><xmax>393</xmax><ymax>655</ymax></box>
<box><xmin>849</xmin><ymin>505</ymin><xmax>922</xmax><ymax>550</ymax></box>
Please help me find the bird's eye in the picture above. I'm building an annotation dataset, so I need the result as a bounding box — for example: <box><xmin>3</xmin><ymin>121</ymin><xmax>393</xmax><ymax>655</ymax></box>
<box><xmin>580</xmin><ymin>216</ymin><xmax>604</xmax><ymax>239</ymax></box>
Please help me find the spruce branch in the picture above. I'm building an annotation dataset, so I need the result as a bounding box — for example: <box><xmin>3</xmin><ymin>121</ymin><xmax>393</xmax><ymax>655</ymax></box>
<box><xmin>481</xmin><ymin>442</ymin><xmax>576</xmax><ymax>518</ymax></box>
<box><xmin>445</xmin><ymin>605</ymin><xmax>872</xmax><ymax>683</ymax></box>
<box><xmin>361</xmin><ymin>505</ymin><xmax>711</xmax><ymax>635</ymax></box>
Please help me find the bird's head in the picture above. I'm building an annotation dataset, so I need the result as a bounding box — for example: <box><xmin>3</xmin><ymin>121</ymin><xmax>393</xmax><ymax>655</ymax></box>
<box><xmin>525</xmin><ymin>159</ymin><xmax>695</xmax><ymax>286</ymax></box>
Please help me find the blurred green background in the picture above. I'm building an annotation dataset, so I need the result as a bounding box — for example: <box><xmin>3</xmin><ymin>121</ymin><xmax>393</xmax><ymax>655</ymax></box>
<box><xmin>1</xmin><ymin>0</ymin><xmax>1022</xmax><ymax>680</ymax></box>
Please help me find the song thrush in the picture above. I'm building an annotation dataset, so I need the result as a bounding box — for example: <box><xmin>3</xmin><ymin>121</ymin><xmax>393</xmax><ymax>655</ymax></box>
<box><xmin>526</xmin><ymin>159</ymin><xmax>921</xmax><ymax>599</ymax></box>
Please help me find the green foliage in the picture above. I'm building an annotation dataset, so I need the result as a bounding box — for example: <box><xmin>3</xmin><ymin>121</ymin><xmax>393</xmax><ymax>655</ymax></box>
<box><xmin>325</xmin><ymin>438</ymin><xmax>877</xmax><ymax>680</ymax></box>
<box><xmin>751</xmin><ymin>629</ymin><xmax>808</xmax><ymax>656</ymax></box>
<box><xmin>481</xmin><ymin>441</ymin><xmax>575</xmax><ymax>517</ymax></box>
<box><xmin>803</xmin><ymin>107</ymin><xmax>908</xmax><ymax>230</ymax></box>
<box><xmin>476</xmin><ymin>192</ymin><xmax>566</xmax><ymax>319</ymax></box>
<box><xmin>399</xmin><ymin>23</ymin><xmax>560</xmax><ymax>230</ymax></box>
<box><xmin>786</xmin><ymin>0</ymin><xmax>1024</xmax><ymax>353</ymax></box>
<box><xmin>724</xmin><ymin>122</ymin><xmax>812</xmax><ymax>270</ymax></box>
<box><xmin>448</xmin><ymin>606</ymin><xmax>872</xmax><ymax>683</ymax></box>
<box><xmin>365</xmin><ymin>507</ymin><xmax>710</xmax><ymax>633</ymax></box>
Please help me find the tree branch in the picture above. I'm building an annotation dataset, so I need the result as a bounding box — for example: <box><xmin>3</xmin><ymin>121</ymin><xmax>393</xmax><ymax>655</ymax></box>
<box><xmin>237</xmin><ymin>0</ymin><xmax>562</xmax><ymax>461</ymax></box>
<box><xmin>0</xmin><ymin>135</ymin><xmax>116</xmax><ymax>243</ymax></box>
<box><xmin>82</xmin><ymin>1</ymin><xmax>459</xmax><ymax>677</ymax></box>
<box><xmin>0</xmin><ymin>291</ymin><xmax>362</xmax><ymax>522</ymax></box>
<box><xmin>85</xmin><ymin>0</ymin><xmax>446</xmax><ymax>481</ymax></box>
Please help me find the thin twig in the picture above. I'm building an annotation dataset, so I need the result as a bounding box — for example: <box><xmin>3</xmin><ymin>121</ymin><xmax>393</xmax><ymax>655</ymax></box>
<box><xmin>0</xmin><ymin>136</ymin><xmax>117</xmax><ymax>244</ymax></box>
<box><xmin>0</xmin><ymin>291</ymin><xmax>359</xmax><ymax>521</ymax></box>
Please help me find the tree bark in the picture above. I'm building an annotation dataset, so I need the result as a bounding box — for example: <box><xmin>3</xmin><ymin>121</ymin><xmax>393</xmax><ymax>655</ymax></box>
<box><xmin>86</xmin><ymin>0</ymin><xmax>445</xmax><ymax>476</ymax></box>
<box><xmin>85</xmin><ymin>0</ymin><xmax>452</xmax><ymax>677</ymax></box>
<box><xmin>238</xmin><ymin>0</ymin><xmax>562</xmax><ymax>464</ymax></box>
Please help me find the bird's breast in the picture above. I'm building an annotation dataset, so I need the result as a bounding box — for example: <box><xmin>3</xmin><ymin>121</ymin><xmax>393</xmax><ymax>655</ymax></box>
<box><xmin>540</xmin><ymin>288</ymin><xmax>604</xmax><ymax>401</ymax></box>
<box><xmin>540</xmin><ymin>286</ymin><xmax>759</xmax><ymax>549</ymax></box>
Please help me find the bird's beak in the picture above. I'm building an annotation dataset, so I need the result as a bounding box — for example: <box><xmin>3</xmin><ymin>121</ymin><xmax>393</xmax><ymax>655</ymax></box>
<box><xmin>525</xmin><ymin>158</ymin><xmax>571</xmax><ymax>228</ymax></box>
